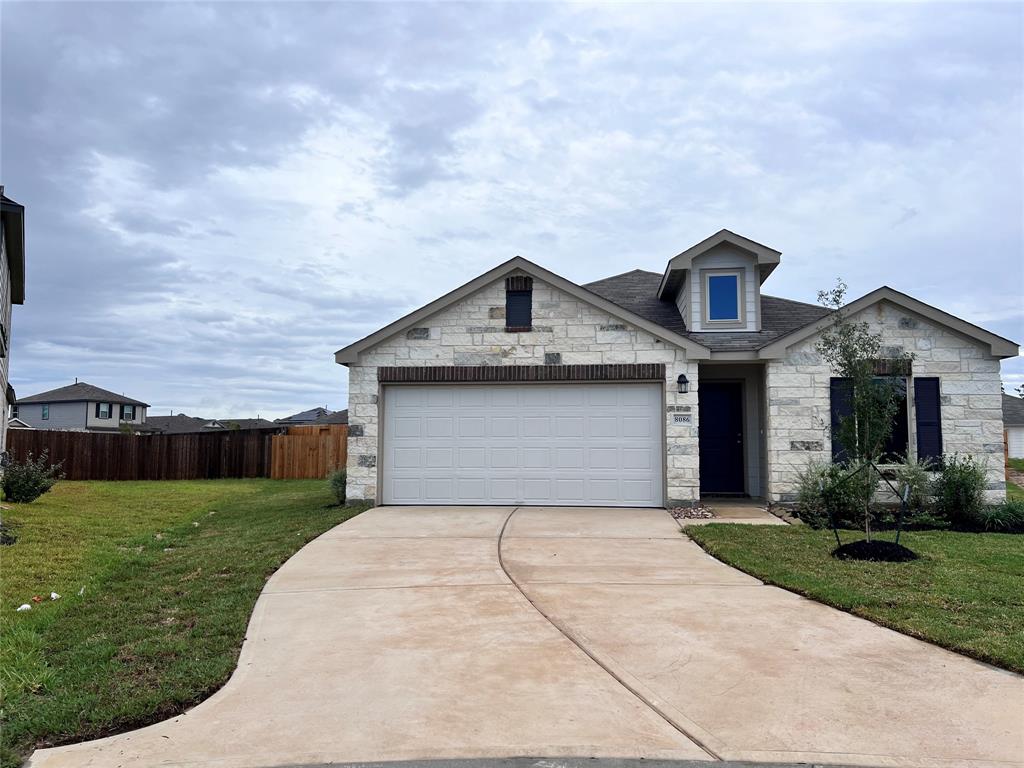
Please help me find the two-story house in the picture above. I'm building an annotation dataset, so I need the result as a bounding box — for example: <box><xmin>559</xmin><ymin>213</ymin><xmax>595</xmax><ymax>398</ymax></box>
<box><xmin>13</xmin><ymin>381</ymin><xmax>149</xmax><ymax>432</ymax></box>
<box><xmin>0</xmin><ymin>190</ymin><xmax>26</xmax><ymax>449</ymax></box>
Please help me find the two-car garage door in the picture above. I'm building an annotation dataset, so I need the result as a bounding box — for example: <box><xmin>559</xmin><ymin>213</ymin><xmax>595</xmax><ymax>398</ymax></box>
<box><xmin>381</xmin><ymin>383</ymin><xmax>663</xmax><ymax>507</ymax></box>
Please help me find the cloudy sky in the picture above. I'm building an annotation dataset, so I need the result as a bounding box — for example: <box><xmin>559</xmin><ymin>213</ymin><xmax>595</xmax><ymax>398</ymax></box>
<box><xmin>2</xmin><ymin>2</ymin><xmax>1022</xmax><ymax>419</ymax></box>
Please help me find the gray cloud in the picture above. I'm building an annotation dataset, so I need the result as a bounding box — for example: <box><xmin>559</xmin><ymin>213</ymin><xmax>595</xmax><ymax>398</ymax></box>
<box><xmin>2</xmin><ymin>2</ymin><xmax>1021</xmax><ymax>417</ymax></box>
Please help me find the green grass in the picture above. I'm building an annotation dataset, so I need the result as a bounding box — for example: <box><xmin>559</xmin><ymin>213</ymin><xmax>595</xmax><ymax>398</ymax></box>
<box><xmin>1007</xmin><ymin>482</ymin><xmax>1024</xmax><ymax>501</ymax></box>
<box><xmin>1007</xmin><ymin>457</ymin><xmax>1024</xmax><ymax>472</ymax></box>
<box><xmin>687</xmin><ymin>524</ymin><xmax>1024</xmax><ymax>674</ymax></box>
<box><xmin>0</xmin><ymin>480</ymin><xmax>369</xmax><ymax>767</ymax></box>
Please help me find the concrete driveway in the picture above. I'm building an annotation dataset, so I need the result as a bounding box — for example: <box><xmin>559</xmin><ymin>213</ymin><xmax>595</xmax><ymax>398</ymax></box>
<box><xmin>30</xmin><ymin>506</ymin><xmax>1023</xmax><ymax>768</ymax></box>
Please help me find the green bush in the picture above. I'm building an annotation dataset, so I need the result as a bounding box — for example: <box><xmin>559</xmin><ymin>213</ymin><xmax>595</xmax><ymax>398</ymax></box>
<box><xmin>794</xmin><ymin>460</ymin><xmax>863</xmax><ymax>529</ymax></box>
<box><xmin>963</xmin><ymin>499</ymin><xmax>1024</xmax><ymax>533</ymax></box>
<box><xmin>884</xmin><ymin>456</ymin><xmax>946</xmax><ymax>529</ymax></box>
<box><xmin>934</xmin><ymin>453</ymin><xmax>987</xmax><ymax>528</ymax></box>
<box><xmin>2</xmin><ymin>451</ymin><xmax>64</xmax><ymax>503</ymax></box>
<box><xmin>328</xmin><ymin>469</ymin><xmax>346</xmax><ymax>505</ymax></box>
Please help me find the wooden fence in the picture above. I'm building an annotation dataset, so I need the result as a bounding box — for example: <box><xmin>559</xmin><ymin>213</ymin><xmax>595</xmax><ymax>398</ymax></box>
<box><xmin>7</xmin><ymin>424</ymin><xmax>348</xmax><ymax>481</ymax></box>
<box><xmin>271</xmin><ymin>425</ymin><xmax>348</xmax><ymax>479</ymax></box>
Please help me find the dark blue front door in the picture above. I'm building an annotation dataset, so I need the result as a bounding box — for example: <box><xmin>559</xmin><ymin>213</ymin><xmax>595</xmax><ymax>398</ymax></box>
<box><xmin>698</xmin><ymin>382</ymin><xmax>745</xmax><ymax>494</ymax></box>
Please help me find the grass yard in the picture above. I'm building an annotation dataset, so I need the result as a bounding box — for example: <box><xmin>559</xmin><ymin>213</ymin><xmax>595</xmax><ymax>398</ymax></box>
<box><xmin>0</xmin><ymin>480</ymin><xmax>369</xmax><ymax>767</ymax></box>
<box><xmin>687</xmin><ymin>524</ymin><xmax>1024</xmax><ymax>674</ymax></box>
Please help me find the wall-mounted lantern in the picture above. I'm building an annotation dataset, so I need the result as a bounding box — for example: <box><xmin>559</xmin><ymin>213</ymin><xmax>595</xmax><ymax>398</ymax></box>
<box><xmin>677</xmin><ymin>374</ymin><xmax>690</xmax><ymax>394</ymax></box>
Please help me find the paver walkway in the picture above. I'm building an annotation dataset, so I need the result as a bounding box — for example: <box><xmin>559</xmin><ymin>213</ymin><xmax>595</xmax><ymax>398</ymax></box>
<box><xmin>30</xmin><ymin>506</ymin><xmax>1024</xmax><ymax>768</ymax></box>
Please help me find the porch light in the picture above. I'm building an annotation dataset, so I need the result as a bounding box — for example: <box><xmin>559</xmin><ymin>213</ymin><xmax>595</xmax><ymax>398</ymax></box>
<box><xmin>677</xmin><ymin>374</ymin><xmax>689</xmax><ymax>394</ymax></box>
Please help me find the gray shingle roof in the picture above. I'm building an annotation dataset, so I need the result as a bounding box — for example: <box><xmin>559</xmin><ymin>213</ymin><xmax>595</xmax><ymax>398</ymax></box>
<box><xmin>1003</xmin><ymin>394</ymin><xmax>1024</xmax><ymax>426</ymax></box>
<box><xmin>582</xmin><ymin>269</ymin><xmax>831</xmax><ymax>352</ymax></box>
<box><xmin>17</xmin><ymin>381</ymin><xmax>149</xmax><ymax>406</ymax></box>
<box><xmin>276</xmin><ymin>407</ymin><xmax>348</xmax><ymax>425</ymax></box>
<box><xmin>146</xmin><ymin>414</ymin><xmax>280</xmax><ymax>434</ymax></box>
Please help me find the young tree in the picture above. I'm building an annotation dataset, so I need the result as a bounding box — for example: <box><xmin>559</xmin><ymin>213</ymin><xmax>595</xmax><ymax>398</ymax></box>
<box><xmin>816</xmin><ymin>280</ymin><xmax>914</xmax><ymax>541</ymax></box>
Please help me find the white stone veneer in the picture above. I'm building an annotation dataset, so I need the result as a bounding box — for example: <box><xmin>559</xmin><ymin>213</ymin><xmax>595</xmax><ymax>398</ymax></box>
<box><xmin>765</xmin><ymin>301</ymin><xmax>1006</xmax><ymax>502</ymax></box>
<box><xmin>344</xmin><ymin>272</ymin><xmax>699</xmax><ymax>504</ymax></box>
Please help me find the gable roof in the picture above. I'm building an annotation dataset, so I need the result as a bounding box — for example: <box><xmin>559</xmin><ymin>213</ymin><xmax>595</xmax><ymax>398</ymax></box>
<box><xmin>584</xmin><ymin>270</ymin><xmax>832</xmax><ymax>352</ymax></box>
<box><xmin>334</xmin><ymin>256</ymin><xmax>712</xmax><ymax>364</ymax></box>
<box><xmin>1004</xmin><ymin>394</ymin><xmax>1024</xmax><ymax>427</ymax></box>
<box><xmin>17</xmin><ymin>381</ymin><xmax>149</xmax><ymax>406</ymax></box>
<box><xmin>657</xmin><ymin>229</ymin><xmax>781</xmax><ymax>299</ymax></box>
<box><xmin>758</xmin><ymin>286</ymin><xmax>1019</xmax><ymax>359</ymax></box>
<box><xmin>276</xmin><ymin>407</ymin><xmax>347</xmax><ymax>424</ymax></box>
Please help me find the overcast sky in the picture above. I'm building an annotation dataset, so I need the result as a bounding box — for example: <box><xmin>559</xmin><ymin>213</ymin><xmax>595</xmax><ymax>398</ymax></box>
<box><xmin>2</xmin><ymin>2</ymin><xmax>1022</xmax><ymax>419</ymax></box>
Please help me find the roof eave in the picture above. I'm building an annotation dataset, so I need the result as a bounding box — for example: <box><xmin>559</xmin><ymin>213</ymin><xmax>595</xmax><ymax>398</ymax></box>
<box><xmin>757</xmin><ymin>286</ymin><xmax>1020</xmax><ymax>360</ymax></box>
<box><xmin>657</xmin><ymin>229</ymin><xmax>781</xmax><ymax>300</ymax></box>
<box><xmin>335</xmin><ymin>256</ymin><xmax>711</xmax><ymax>364</ymax></box>
<box><xmin>1</xmin><ymin>197</ymin><xmax>26</xmax><ymax>305</ymax></box>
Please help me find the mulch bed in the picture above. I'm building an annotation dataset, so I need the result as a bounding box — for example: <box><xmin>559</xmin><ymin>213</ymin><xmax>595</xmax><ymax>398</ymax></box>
<box><xmin>833</xmin><ymin>539</ymin><xmax>918</xmax><ymax>562</ymax></box>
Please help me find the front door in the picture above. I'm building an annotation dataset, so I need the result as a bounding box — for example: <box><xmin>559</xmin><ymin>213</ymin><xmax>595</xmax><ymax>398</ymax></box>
<box><xmin>698</xmin><ymin>382</ymin><xmax>745</xmax><ymax>494</ymax></box>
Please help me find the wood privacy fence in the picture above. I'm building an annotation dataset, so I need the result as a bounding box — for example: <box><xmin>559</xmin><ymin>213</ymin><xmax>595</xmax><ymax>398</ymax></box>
<box><xmin>270</xmin><ymin>425</ymin><xmax>348</xmax><ymax>480</ymax></box>
<box><xmin>6</xmin><ymin>425</ymin><xmax>348</xmax><ymax>481</ymax></box>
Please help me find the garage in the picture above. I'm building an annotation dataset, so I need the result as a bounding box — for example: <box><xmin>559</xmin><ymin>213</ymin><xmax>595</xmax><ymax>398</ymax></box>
<box><xmin>381</xmin><ymin>383</ymin><xmax>663</xmax><ymax>506</ymax></box>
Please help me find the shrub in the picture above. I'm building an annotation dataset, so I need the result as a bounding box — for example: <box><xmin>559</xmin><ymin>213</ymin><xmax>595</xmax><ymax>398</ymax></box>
<box><xmin>328</xmin><ymin>469</ymin><xmax>346</xmax><ymax>505</ymax></box>
<box><xmin>2</xmin><ymin>451</ymin><xmax>64</xmax><ymax>503</ymax></box>
<box><xmin>794</xmin><ymin>460</ymin><xmax>863</xmax><ymax>529</ymax></box>
<box><xmin>934</xmin><ymin>453</ymin><xmax>987</xmax><ymax>528</ymax></box>
<box><xmin>885</xmin><ymin>456</ymin><xmax>946</xmax><ymax>529</ymax></box>
<box><xmin>965</xmin><ymin>500</ymin><xmax>1024</xmax><ymax>533</ymax></box>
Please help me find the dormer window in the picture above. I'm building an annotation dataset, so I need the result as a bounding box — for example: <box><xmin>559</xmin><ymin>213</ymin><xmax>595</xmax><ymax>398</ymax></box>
<box><xmin>704</xmin><ymin>269</ymin><xmax>744</xmax><ymax>325</ymax></box>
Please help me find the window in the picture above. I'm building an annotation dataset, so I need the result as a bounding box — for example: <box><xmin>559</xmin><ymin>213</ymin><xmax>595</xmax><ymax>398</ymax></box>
<box><xmin>121</xmin><ymin>404</ymin><xmax>136</xmax><ymax>421</ymax></box>
<box><xmin>704</xmin><ymin>271</ymin><xmax>743</xmax><ymax>323</ymax></box>
<box><xmin>829</xmin><ymin>376</ymin><xmax>909</xmax><ymax>463</ymax></box>
<box><xmin>505</xmin><ymin>275</ymin><xmax>533</xmax><ymax>331</ymax></box>
<box><xmin>0</xmin><ymin>322</ymin><xmax>7</xmax><ymax>358</ymax></box>
<box><xmin>41</xmin><ymin>404</ymin><xmax>49</xmax><ymax>420</ymax></box>
<box><xmin>10</xmin><ymin>404</ymin><xmax>18</xmax><ymax>419</ymax></box>
<box><xmin>97</xmin><ymin>402</ymin><xmax>111</xmax><ymax>419</ymax></box>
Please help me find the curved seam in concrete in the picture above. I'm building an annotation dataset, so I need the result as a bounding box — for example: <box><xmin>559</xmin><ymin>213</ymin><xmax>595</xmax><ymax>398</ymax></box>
<box><xmin>496</xmin><ymin>507</ymin><xmax>723</xmax><ymax>762</ymax></box>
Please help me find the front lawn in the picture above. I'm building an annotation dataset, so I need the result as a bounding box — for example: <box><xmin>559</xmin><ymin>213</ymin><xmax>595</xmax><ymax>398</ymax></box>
<box><xmin>687</xmin><ymin>524</ymin><xmax>1024</xmax><ymax>674</ymax></box>
<box><xmin>0</xmin><ymin>480</ymin><xmax>369</xmax><ymax>767</ymax></box>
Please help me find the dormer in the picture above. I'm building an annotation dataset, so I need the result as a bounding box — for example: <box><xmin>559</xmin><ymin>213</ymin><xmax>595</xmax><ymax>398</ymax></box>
<box><xmin>658</xmin><ymin>229</ymin><xmax>781</xmax><ymax>332</ymax></box>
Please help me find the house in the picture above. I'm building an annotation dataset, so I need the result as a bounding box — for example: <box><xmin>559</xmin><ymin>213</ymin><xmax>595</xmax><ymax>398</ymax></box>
<box><xmin>335</xmin><ymin>229</ymin><xmax>1018</xmax><ymax>508</ymax></box>
<box><xmin>147</xmin><ymin>413</ymin><xmax>280</xmax><ymax>434</ymax></box>
<box><xmin>276</xmin><ymin>407</ymin><xmax>348</xmax><ymax>426</ymax></box>
<box><xmin>1005</xmin><ymin>394</ymin><xmax>1024</xmax><ymax>459</ymax></box>
<box><xmin>13</xmin><ymin>381</ymin><xmax>149</xmax><ymax>432</ymax></box>
<box><xmin>0</xmin><ymin>190</ymin><xmax>26</xmax><ymax>450</ymax></box>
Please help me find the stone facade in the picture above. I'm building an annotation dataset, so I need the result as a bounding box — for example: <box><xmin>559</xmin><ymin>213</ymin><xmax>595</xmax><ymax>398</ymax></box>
<box><xmin>765</xmin><ymin>301</ymin><xmax>1006</xmax><ymax>502</ymax></box>
<box><xmin>345</xmin><ymin>272</ymin><xmax>699</xmax><ymax>504</ymax></box>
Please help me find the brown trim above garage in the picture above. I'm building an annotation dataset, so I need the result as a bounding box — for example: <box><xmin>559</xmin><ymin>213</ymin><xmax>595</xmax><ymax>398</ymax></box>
<box><xmin>377</xmin><ymin>363</ymin><xmax>666</xmax><ymax>383</ymax></box>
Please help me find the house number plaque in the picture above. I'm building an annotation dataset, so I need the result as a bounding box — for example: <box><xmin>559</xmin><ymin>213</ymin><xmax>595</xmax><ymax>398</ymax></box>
<box><xmin>672</xmin><ymin>413</ymin><xmax>692</xmax><ymax>425</ymax></box>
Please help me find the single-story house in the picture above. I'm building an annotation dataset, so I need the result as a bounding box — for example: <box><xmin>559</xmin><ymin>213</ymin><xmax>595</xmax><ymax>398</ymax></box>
<box><xmin>14</xmin><ymin>381</ymin><xmax>150</xmax><ymax>432</ymax></box>
<box><xmin>275</xmin><ymin>407</ymin><xmax>348</xmax><ymax>426</ymax></box>
<box><xmin>146</xmin><ymin>414</ymin><xmax>281</xmax><ymax>434</ymax></box>
<box><xmin>335</xmin><ymin>229</ymin><xmax>1018</xmax><ymax>507</ymax></box>
<box><xmin>1005</xmin><ymin>394</ymin><xmax>1024</xmax><ymax>459</ymax></box>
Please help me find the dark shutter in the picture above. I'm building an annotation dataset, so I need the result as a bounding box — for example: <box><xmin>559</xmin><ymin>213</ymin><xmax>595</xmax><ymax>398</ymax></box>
<box><xmin>914</xmin><ymin>377</ymin><xmax>943</xmax><ymax>463</ymax></box>
<box><xmin>829</xmin><ymin>378</ymin><xmax>853</xmax><ymax>462</ymax></box>
<box><xmin>506</xmin><ymin>290</ymin><xmax>532</xmax><ymax>329</ymax></box>
<box><xmin>120</xmin><ymin>404</ymin><xmax>126</xmax><ymax>420</ymax></box>
<box><xmin>95</xmin><ymin>402</ymin><xmax>101</xmax><ymax>418</ymax></box>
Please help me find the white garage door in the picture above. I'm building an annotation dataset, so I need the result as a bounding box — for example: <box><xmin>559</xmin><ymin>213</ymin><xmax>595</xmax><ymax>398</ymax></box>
<box><xmin>382</xmin><ymin>383</ymin><xmax>663</xmax><ymax>507</ymax></box>
<box><xmin>1009</xmin><ymin>427</ymin><xmax>1024</xmax><ymax>459</ymax></box>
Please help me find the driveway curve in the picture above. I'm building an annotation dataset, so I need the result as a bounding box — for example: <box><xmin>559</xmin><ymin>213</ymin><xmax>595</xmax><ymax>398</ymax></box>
<box><xmin>29</xmin><ymin>506</ymin><xmax>1023</xmax><ymax>768</ymax></box>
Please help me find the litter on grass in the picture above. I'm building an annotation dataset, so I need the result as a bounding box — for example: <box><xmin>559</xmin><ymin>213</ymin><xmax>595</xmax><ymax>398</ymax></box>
<box><xmin>50</xmin><ymin>592</ymin><xmax>60</xmax><ymax>600</ymax></box>
<box><xmin>16</xmin><ymin>604</ymin><xmax>31</xmax><ymax>612</ymax></box>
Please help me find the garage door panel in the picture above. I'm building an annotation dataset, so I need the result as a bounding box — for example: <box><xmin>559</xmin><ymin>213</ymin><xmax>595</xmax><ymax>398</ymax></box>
<box><xmin>383</xmin><ymin>383</ymin><xmax>663</xmax><ymax>506</ymax></box>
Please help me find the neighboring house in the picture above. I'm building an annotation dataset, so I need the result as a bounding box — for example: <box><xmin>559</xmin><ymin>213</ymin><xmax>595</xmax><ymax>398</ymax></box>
<box><xmin>14</xmin><ymin>381</ymin><xmax>149</xmax><ymax>432</ymax></box>
<box><xmin>147</xmin><ymin>413</ymin><xmax>280</xmax><ymax>434</ymax></box>
<box><xmin>0</xmin><ymin>190</ymin><xmax>26</xmax><ymax>450</ymax></box>
<box><xmin>276</xmin><ymin>407</ymin><xmax>348</xmax><ymax>426</ymax></box>
<box><xmin>6</xmin><ymin>417</ymin><xmax>32</xmax><ymax>430</ymax></box>
<box><xmin>1005</xmin><ymin>394</ymin><xmax>1024</xmax><ymax>459</ymax></box>
<box><xmin>335</xmin><ymin>229</ymin><xmax>1018</xmax><ymax>508</ymax></box>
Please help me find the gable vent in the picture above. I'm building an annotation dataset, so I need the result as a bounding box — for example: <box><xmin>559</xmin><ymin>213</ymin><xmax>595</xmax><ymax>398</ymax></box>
<box><xmin>505</xmin><ymin>275</ymin><xmax>533</xmax><ymax>292</ymax></box>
